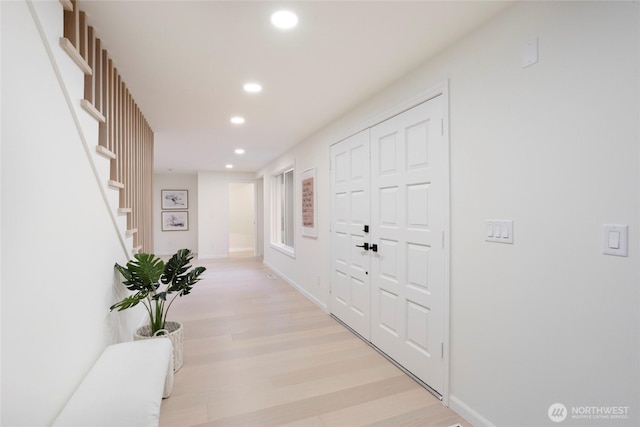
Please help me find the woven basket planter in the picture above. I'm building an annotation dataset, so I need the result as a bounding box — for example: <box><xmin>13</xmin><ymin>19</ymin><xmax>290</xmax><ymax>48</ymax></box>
<box><xmin>134</xmin><ymin>321</ymin><xmax>184</xmax><ymax>372</ymax></box>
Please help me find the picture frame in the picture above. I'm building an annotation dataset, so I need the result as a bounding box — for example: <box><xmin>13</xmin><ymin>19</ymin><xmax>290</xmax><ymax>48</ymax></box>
<box><xmin>161</xmin><ymin>189</ymin><xmax>188</xmax><ymax>209</ymax></box>
<box><xmin>162</xmin><ymin>211</ymin><xmax>189</xmax><ymax>231</ymax></box>
<box><xmin>301</xmin><ymin>167</ymin><xmax>317</xmax><ymax>238</ymax></box>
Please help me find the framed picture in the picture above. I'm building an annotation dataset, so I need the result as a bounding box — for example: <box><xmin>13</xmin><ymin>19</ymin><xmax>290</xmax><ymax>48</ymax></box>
<box><xmin>161</xmin><ymin>189</ymin><xmax>188</xmax><ymax>209</ymax></box>
<box><xmin>162</xmin><ymin>211</ymin><xmax>189</xmax><ymax>231</ymax></box>
<box><xmin>301</xmin><ymin>167</ymin><xmax>317</xmax><ymax>238</ymax></box>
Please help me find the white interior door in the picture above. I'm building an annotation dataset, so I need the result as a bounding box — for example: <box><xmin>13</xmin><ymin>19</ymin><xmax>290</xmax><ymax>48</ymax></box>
<box><xmin>330</xmin><ymin>129</ymin><xmax>371</xmax><ymax>339</ymax></box>
<box><xmin>329</xmin><ymin>95</ymin><xmax>447</xmax><ymax>395</ymax></box>
<box><xmin>370</xmin><ymin>96</ymin><xmax>446</xmax><ymax>394</ymax></box>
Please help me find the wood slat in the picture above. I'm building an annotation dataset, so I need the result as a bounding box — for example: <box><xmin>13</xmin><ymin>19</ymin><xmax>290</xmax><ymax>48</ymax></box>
<box><xmin>98</xmin><ymin>48</ymin><xmax>109</xmax><ymax>148</ymax></box>
<box><xmin>108</xmin><ymin>58</ymin><xmax>115</xmax><ymax>155</ymax></box>
<box><xmin>59</xmin><ymin>0</ymin><xmax>73</xmax><ymax>11</ymax></box>
<box><xmin>84</xmin><ymin>26</ymin><xmax>95</xmax><ymax>104</ymax></box>
<box><xmin>60</xmin><ymin>1</ymin><xmax>155</xmax><ymax>253</ymax></box>
<box><xmin>62</xmin><ymin>1</ymin><xmax>77</xmax><ymax>48</ymax></box>
<box><xmin>79</xmin><ymin>11</ymin><xmax>88</xmax><ymax>62</ymax></box>
<box><xmin>94</xmin><ymin>38</ymin><xmax>102</xmax><ymax>114</ymax></box>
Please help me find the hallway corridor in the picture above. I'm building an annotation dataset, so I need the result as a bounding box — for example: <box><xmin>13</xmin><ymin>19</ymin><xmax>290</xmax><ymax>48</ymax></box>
<box><xmin>160</xmin><ymin>256</ymin><xmax>469</xmax><ymax>427</ymax></box>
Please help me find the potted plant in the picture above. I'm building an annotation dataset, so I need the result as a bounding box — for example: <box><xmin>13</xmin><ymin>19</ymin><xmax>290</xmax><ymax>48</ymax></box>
<box><xmin>110</xmin><ymin>248</ymin><xmax>206</xmax><ymax>371</ymax></box>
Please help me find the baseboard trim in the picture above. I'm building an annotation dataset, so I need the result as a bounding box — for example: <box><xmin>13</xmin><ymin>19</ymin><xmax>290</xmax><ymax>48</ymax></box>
<box><xmin>330</xmin><ymin>314</ymin><xmax>443</xmax><ymax>401</ymax></box>
<box><xmin>229</xmin><ymin>247</ymin><xmax>254</xmax><ymax>253</ymax></box>
<box><xmin>262</xmin><ymin>260</ymin><xmax>328</xmax><ymax>311</ymax></box>
<box><xmin>449</xmin><ymin>395</ymin><xmax>496</xmax><ymax>427</ymax></box>
<box><xmin>196</xmin><ymin>254</ymin><xmax>227</xmax><ymax>260</ymax></box>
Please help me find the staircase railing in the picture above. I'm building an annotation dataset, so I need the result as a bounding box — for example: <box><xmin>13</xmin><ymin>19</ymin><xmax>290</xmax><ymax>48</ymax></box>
<box><xmin>60</xmin><ymin>0</ymin><xmax>154</xmax><ymax>254</ymax></box>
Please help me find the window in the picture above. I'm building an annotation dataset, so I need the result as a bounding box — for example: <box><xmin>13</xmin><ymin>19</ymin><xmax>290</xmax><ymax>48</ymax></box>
<box><xmin>271</xmin><ymin>167</ymin><xmax>295</xmax><ymax>255</ymax></box>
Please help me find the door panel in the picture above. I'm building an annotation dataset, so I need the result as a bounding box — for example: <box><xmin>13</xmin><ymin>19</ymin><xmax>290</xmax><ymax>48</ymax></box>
<box><xmin>330</xmin><ymin>129</ymin><xmax>371</xmax><ymax>339</ymax></box>
<box><xmin>370</xmin><ymin>96</ymin><xmax>445</xmax><ymax>394</ymax></box>
<box><xmin>329</xmin><ymin>95</ymin><xmax>446</xmax><ymax>395</ymax></box>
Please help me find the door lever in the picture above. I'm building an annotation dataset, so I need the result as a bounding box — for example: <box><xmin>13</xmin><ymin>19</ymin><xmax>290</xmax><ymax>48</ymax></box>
<box><xmin>355</xmin><ymin>242</ymin><xmax>369</xmax><ymax>251</ymax></box>
<box><xmin>370</xmin><ymin>244</ymin><xmax>378</xmax><ymax>252</ymax></box>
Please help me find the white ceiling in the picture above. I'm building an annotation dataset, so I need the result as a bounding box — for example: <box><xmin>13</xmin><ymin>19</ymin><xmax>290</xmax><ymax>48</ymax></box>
<box><xmin>78</xmin><ymin>1</ymin><xmax>512</xmax><ymax>173</ymax></box>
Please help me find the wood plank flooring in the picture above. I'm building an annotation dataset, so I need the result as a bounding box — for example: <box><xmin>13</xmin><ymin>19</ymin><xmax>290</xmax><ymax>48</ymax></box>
<box><xmin>160</xmin><ymin>255</ymin><xmax>470</xmax><ymax>427</ymax></box>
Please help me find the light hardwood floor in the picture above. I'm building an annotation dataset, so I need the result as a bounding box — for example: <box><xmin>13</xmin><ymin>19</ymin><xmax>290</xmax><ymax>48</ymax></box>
<box><xmin>160</xmin><ymin>255</ymin><xmax>470</xmax><ymax>427</ymax></box>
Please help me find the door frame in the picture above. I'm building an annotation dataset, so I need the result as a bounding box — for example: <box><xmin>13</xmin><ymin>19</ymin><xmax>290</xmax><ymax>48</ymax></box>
<box><xmin>329</xmin><ymin>80</ymin><xmax>451</xmax><ymax>405</ymax></box>
<box><xmin>227</xmin><ymin>180</ymin><xmax>259</xmax><ymax>257</ymax></box>
<box><xmin>255</xmin><ymin>176</ymin><xmax>264</xmax><ymax>258</ymax></box>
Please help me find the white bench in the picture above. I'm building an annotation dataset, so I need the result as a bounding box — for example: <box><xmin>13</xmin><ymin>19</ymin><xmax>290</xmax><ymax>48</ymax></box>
<box><xmin>53</xmin><ymin>339</ymin><xmax>174</xmax><ymax>427</ymax></box>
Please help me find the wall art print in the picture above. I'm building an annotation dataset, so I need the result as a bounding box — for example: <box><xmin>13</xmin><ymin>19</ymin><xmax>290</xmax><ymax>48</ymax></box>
<box><xmin>162</xmin><ymin>211</ymin><xmax>189</xmax><ymax>231</ymax></box>
<box><xmin>161</xmin><ymin>189</ymin><xmax>188</xmax><ymax>209</ymax></box>
<box><xmin>301</xmin><ymin>167</ymin><xmax>317</xmax><ymax>238</ymax></box>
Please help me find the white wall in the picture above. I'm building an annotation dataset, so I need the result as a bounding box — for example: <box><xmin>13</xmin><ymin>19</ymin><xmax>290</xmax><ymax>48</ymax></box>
<box><xmin>155</xmin><ymin>173</ymin><xmax>257</xmax><ymax>258</ymax></box>
<box><xmin>153</xmin><ymin>173</ymin><xmax>198</xmax><ymax>256</ymax></box>
<box><xmin>198</xmin><ymin>171</ymin><xmax>255</xmax><ymax>259</ymax></box>
<box><xmin>228</xmin><ymin>182</ymin><xmax>255</xmax><ymax>252</ymax></box>
<box><xmin>258</xmin><ymin>2</ymin><xmax>639</xmax><ymax>426</ymax></box>
<box><xmin>1</xmin><ymin>1</ymin><xmax>143</xmax><ymax>424</ymax></box>
<box><xmin>259</xmin><ymin>141</ymin><xmax>329</xmax><ymax>308</ymax></box>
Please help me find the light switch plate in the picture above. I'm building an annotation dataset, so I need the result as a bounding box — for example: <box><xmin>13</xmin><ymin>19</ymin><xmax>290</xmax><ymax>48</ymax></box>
<box><xmin>486</xmin><ymin>220</ymin><xmax>514</xmax><ymax>244</ymax></box>
<box><xmin>522</xmin><ymin>37</ymin><xmax>539</xmax><ymax>68</ymax></box>
<box><xmin>603</xmin><ymin>224</ymin><xmax>628</xmax><ymax>257</ymax></box>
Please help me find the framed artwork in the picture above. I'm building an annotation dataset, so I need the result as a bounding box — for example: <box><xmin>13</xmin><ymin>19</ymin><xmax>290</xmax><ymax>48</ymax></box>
<box><xmin>301</xmin><ymin>167</ymin><xmax>317</xmax><ymax>238</ymax></box>
<box><xmin>162</xmin><ymin>211</ymin><xmax>189</xmax><ymax>231</ymax></box>
<box><xmin>161</xmin><ymin>189</ymin><xmax>188</xmax><ymax>209</ymax></box>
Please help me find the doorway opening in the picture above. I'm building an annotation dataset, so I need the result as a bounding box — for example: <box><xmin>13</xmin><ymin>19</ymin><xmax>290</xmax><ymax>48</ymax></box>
<box><xmin>228</xmin><ymin>182</ymin><xmax>256</xmax><ymax>258</ymax></box>
<box><xmin>329</xmin><ymin>88</ymin><xmax>450</xmax><ymax>402</ymax></box>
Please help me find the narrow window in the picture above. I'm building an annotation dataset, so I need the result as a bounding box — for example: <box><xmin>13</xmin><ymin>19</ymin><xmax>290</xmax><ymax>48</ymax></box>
<box><xmin>271</xmin><ymin>167</ymin><xmax>295</xmax><ymax>255</ymax></box>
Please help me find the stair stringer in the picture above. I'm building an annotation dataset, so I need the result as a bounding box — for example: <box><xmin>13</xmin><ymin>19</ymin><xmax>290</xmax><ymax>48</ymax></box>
<box><xmin>28</xmin><ymin>0</ymin><xmax>134</xmax><ymax>258</ymax></box>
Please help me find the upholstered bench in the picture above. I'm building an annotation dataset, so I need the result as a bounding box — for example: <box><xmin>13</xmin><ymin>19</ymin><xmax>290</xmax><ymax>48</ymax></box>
<box><xmin>53</xmin><ymin>339</ymin><xmax>173</xmax><ymax>427</ymax></box>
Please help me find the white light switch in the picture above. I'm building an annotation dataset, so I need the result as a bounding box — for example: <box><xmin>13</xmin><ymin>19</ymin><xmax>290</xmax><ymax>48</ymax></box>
<box><xmin>603</xmin><ymin>224</ymin><xmax>628</xmax><ymax>257</ymax></box>
<box><xmin>485</xmin><ymin>220</ymin><xmax>514</xmax><ymax>244</ymax></box>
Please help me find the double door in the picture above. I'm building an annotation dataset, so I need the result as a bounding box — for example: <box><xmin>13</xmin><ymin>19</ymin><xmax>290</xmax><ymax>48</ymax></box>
<box><xmin>330</xmin><ymin>95</ymin><xmax>446</xmax><ymax>395</ymax></box>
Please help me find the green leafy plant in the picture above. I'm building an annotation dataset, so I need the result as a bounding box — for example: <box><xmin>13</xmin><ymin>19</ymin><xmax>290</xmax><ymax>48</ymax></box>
<box><xmin>110</xmin><ymin>248</ymin><xmax>206</xmax><ymax>335</ymax></box>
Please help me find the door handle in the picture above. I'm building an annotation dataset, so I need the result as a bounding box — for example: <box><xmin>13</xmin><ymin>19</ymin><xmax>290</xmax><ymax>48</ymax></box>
<box><xmin>370</xmin><ymin>244</ymin><xmax>378</xmax><ymax>252</ymax></box>
<box><xmin>355</xmin><ymin>242</ymin><xmax>369</xmax><ymax>251</ymax></box>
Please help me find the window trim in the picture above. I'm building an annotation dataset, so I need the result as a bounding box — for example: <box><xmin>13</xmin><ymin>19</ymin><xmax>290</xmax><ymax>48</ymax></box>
<box><xmin>270</xmin><ymin>166</ymin><xmax>295</xmax><ymax>258</ymax></box>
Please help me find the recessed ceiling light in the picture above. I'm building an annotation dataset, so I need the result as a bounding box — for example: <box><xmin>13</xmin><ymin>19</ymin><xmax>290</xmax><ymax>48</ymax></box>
<box><xmin>243</xmin><ymin>83</ymin><xmax>262</xmax><ymax>93</ymax></box>
<box><xmin>225</xmin><ymin>164</ymin><xmax>234</xmax><ymax>169</ymax></box>
<box><xmin>271</xmin><ymin>10</ymin><xmax>298</xmax><ymax>30</ymax></box>
<box><xmin>235</xmin><ymin>148</ymin><xmax>245</xmax><ymax>155</ymax></box>
<box><xmin>230</xmin><ymin>116</ymin><xmax>245</xmax><ymax>125</ymax></box>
